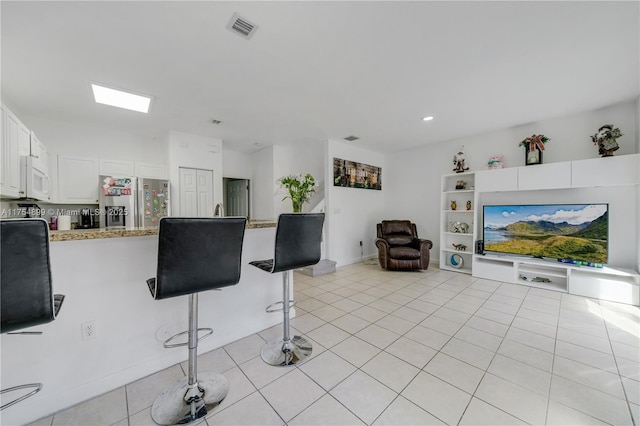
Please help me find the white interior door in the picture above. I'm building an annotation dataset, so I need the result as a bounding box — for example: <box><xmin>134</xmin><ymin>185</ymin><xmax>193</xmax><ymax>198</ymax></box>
<box><xmin>196</xmin><ymin>169</ymin><xmax>214</xmax><ymax>217</ymax></box>
<box><xmin>179</xmin><ymin>167</ymin><xmax>197</xmax><ymax>216</ymax></box>
<box><xmin>227</xmin><ymin>179</ymin><xmax>249</xmax><ymax>217</ymax></box>
<box><xmin>179</xmin><ymin>167</ymin><xmax>214</xmax><ymax>217</ymax></box>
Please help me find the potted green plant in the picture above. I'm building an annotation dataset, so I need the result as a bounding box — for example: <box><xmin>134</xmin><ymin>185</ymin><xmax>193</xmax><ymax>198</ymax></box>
<box><xmin>278</xmin><ymin>173</ymin><xmax>317</xmax><ymax>213</ymax></box>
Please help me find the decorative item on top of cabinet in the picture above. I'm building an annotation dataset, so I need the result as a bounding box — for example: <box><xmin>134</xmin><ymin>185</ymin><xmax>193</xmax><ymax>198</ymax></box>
<box><xmin>520</xmin><ymin>134</ymin><xmax>549</xmax><ymax>166</ymax></box>
<box><xmin>486</xmin><ymin>154</ymin><xmax>504</xmax><ymax>169</ymax></box>
<box><xmin>452</xmin><ymin>146</ymin><xmax>470</xmax><ymax>173</ymax></box>
<box><xmin>440</xmin><ymin>171</ymin><xmax>475</xmax><ymax>275</ymax></box>
<box><xmin>591</xmin><ymin>124</ymin><xmax>623</xmax><ymax>157</ymax></box>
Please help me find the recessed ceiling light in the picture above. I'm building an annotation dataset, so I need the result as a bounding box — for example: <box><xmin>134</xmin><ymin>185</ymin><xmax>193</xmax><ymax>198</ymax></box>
<box><xmin>344</xmin><ymin>135</ymin><xmax>360</xmax><ymax>141</ymax></box>
<box><xmin>422</xmin><ymin>116</ymin><xmax>434</xmax><ymax>121</ymax></box>
<box><xmin>91</xmin><ymin>83</ymin><xmax>151</xmax><ymax>113</ymax></box>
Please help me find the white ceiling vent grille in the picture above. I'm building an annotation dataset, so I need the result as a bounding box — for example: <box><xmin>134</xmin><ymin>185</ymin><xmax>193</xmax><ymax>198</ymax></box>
<box><xmin>227</xmin><ymin>13</ymin><xmax>258</xmax><ymax>40</ymax></box>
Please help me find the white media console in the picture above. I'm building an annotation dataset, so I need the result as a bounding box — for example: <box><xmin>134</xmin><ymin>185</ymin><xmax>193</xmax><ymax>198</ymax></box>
<box><xmin>470</xmin><ymin>153</ymin><xmax>640</xmax><ymax>306</ymax></box>
<box><xmin>474</xmin><ymin>254</ymin><xmax>639</xmax><ymax>305</ymax></box>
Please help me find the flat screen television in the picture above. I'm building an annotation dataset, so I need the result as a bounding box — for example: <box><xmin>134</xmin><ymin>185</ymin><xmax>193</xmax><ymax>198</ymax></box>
<box><xmin>482</xmin><ymin>204</ymin><xmax>608</xmax><ymax>265</ymax></box>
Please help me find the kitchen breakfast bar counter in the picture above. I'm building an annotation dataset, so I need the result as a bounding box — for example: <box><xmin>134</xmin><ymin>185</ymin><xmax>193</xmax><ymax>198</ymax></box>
<box><xmin>49</xmin><ymin>219</ymin><xmax>277</xmax><ymax>241</ymax></box>
<box><xmin>2</xmin><ymin>220</ymin><xmax>284</xmax><ymax>426</ymax></box>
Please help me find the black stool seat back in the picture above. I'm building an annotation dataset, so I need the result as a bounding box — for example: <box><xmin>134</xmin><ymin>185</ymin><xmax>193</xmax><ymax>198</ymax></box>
<box><xmin>270</xmin><ymin>213</ymin><xmax>325</xmax><ymax>273</ymax></box>
<box><xmin>151</xmin><ymin>217</ymin><xmax>247</xmax><ymax>300</ymax></box>
<box><xmin>1</xmin><ymin>219</ymin><xmax>58</xmax><ymax>334</ymax></box>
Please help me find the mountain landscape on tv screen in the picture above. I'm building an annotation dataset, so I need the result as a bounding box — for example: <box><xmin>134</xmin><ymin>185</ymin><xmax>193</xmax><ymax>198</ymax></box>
<box><xmin>484</xmin><ymin>205</ymin><xmax>608</xmax><ymax>263</ymax></box>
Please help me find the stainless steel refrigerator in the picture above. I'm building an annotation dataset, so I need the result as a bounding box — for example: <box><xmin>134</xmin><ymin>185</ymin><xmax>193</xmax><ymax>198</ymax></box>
<box><xmin>137</xmin><ymin>177</ymin><xmax>170</xmax><ymax>227</ymax></box>
<box><xmin>99</xmin><ymin>175</ymin><xmax>170</xmax><ymax>229</ymax></box>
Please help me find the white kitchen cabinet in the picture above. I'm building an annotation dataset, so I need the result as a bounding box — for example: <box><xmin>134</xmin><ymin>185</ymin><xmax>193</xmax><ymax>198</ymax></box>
<box><xmin>1</xmin><ymin>105</ymin><xmax>30</xmax><ymax>198</ymax></box>
<box><xmin>57</xmin><ymin>155</ymin><xmax>99</xmax><ymax>204</ymax></box>
<box><xmin>99</xmin><ymin>159</ymin><xmax>134</xmax><ymax>176</ymax></box>
<box><xmin>135</xmin><ymin>162</ymin><xmax>166</xmax><ymax>179</ymax></box>
<box><xmin>30</xmin><ymin>131</ymin><xmax>50</xmax><ymax>174</ymax></box>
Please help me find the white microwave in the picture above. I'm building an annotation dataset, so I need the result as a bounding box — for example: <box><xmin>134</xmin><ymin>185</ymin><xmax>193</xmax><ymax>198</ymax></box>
<box><xmin>20</xmin><ymin>156</ymin><xmax>51</xmax><ymax>202</ymax></box>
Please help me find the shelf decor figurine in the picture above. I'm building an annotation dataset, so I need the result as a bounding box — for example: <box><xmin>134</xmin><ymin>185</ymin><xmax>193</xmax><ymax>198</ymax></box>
<box><xmin>277</xmin><ymin>173</ymin><xmax>317</xmax><ymax>213</ymax></box>
<box><xmin>466</xmin><ymin>200</ymin><xmax>472</xmax><ymax>211</ymax></box>
<box><xmin>520</xmin><ymin>134</ymin><xmax>549</xmax><ymax>166</ymax></box>
<box><xmin>450</xmin><ymin>200</ymin><xmax>457</xmax><ymax>210</ymax></box>
<box><xmin>452</xmin><ymin>146</ymin><xmax>470</xmax><ymax>173</ymax></box>
<box><xmin>591</xmin><ymin>124</ymin><xmax>623</xmax><ymax>157</ymax></box>
<box><xmin>455</xmin><ymin>180</ymin><xmax>466</xmax><ymax>190</ymax></box>
<box><xmin>486</xmin><ymin>154</ymin><xmax>504</xmax><ymax>169</ymax></box>
<box><xmin>450</xmin><ymin>221</ymin><xmax>469</xmax><ymax>233</ymax></box>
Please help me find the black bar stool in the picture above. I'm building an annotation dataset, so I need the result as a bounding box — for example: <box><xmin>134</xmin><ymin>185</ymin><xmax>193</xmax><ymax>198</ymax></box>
<box><xmin>0</xmin><ymin>219</ymin><xmax>65</xmax><ymax>410</ymax></box>
<box><xmin>146</xmin><ymin>217</ymin><xmax>246</xmax><ymax>425</ymax></box>
<box><xmin>250</xmin><ymin>213</ymin><xmax>325</xmax><ymax>366</ymax></box>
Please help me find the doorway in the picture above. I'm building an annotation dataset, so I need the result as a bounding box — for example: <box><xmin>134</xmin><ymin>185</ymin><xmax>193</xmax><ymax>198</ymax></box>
<box><xmin>223</xmin><ymin>178</ymin><xmax>250</xmax><ymax>219</ymax></box>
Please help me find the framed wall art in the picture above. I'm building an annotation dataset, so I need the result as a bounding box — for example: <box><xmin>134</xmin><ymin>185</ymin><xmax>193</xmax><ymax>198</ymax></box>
<box><xmin>333</xmin><ymin>157</ymin><xmax>382</xmax><ymax>190</ymax></box>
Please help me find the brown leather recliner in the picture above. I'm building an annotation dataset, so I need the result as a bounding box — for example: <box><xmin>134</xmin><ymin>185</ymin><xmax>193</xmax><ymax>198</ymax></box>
<box><xmin>375</xmin><ymin>220</ymin><xmax>433</xmax><ymax>271</ymax></box>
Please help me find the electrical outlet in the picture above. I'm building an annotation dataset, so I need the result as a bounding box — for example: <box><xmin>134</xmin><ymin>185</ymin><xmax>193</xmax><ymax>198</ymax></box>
<box><xmin>82</xmin><ymin>320</ymin><xmax>96</xmax><ymax>340</ymax></box>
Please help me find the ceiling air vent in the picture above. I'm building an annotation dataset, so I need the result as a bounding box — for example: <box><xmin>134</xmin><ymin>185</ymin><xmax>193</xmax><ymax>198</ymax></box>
<box><xmin>344</xmin><ymin>135</ymin><xmax>360</xmax><ymax>142</ymax></box>
<box><xmin>227</xmin><ymin>13</ymin><xmax>258</xmax><ymax>40</ymax></box>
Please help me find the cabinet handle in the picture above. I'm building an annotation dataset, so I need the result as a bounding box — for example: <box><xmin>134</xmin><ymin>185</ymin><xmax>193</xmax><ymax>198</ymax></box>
<box><xmin>31</xmin><ymin>155</ymin><xmax>39</xmax><ymax>159</ymax></box>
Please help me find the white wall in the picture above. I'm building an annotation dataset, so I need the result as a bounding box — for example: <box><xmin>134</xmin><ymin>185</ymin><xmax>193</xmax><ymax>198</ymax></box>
<box><xmin>273</xmin><ymin>142</ymin><xmax>324</xmax><ymax>215</ymax></box>
<box><xmin>385</xmin><ymin>100</ymin><xmax>639</xmax><ymax>269</ymax></box>
<box><xmin>326</xmin><ymin>139</ymin><xmax>385</xmax><ymax>266</ymax></box>
<box><xmin>222</xmin><ymin>148</ymin><xmax>253</xmax><ymax>180</ymax></box>
<box><xmin>167</xmin><ymin>130</ymin><xmax>223</xmax><ymax>216</ymax></box>
<box><xmin>251</xmin><ymin>147</ymin><xmax>275</xmax><ymax>220</ymax></box>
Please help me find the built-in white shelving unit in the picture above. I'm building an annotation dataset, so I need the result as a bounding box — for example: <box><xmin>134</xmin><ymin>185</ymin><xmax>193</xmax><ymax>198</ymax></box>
<box><xmin>440</xmin><ymin>171</ymin><xmax>475</xmax><ymax>274</ymax></box>
<box><xmin>472</xmin><ymin>153</ymin><xmax>640</xmax><ymax>306</ymax></box>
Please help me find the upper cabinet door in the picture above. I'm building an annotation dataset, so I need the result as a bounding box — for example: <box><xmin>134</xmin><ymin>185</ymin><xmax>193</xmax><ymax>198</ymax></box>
<box><xmin>518</xmin><ymin>162</ymin><xmax>571</xmax><ymax>190</ymax></box>
<box><xmin>57</xmin><ymin>155</ymin><xmax>100</xmax><ymax>204</ymax></box>
<box><xmin>572</xmin><ymin>154</ymin><xmax>640</xmax><ymax>188</ymax></box>
<box><xmin>99</xmin><ymin>159</ymin><xmax>134</xmax><ymax>176</ymax></box>
<box><xmin>475</xmin><ymin>168</ymin><xmax>518</xmax><ymax>192</ymax></box>
<box><xmin>135</xmin><ymin>162</ymin><xmax>166</xmax><ymax>179</ymax></box>
<box><xmin>30</xmin><ymin>131</ymin><xmax>50</xmax><ymax>174</ymax></box>
<box><xmin>1</xmin><ymin>106</ymin><xmax>28</xmax><ymax>198</ymax></box>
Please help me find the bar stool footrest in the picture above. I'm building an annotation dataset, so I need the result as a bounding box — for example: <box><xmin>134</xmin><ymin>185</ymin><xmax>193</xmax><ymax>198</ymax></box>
<box><xmin>163</xmin><ymin>328</ymin><xmax>214</xmax><ymax>349</ymax></box>
<box><xmin>1</xmin><ymin>383</ymin><xmax>43</xmax><ymax>411</ymax></box>
<box><xmin>261</xmin><ymin>336</ymin><xmax>312</xmax><ymax>366</ymax></box>
<box><xmin>151</xmin><ymin>372</ymin><xmax>229</xmax><ymax>425</ymax></box>
<box><xmin>265</xmin><ymin>299</ymin><xmax>296</xmax><ymax>313</ymax></box>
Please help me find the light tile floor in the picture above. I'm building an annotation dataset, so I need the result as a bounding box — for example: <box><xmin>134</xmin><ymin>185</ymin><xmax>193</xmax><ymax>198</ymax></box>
<box><xmin>29</xmin><ymin>263</ymin><xmax>639</xmax><ymax>426</ymax></box>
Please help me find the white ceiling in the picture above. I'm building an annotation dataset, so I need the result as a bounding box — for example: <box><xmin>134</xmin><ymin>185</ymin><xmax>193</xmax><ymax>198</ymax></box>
<box><xmin>2</xmin><ymin>1</ymin><xmax>638</xmax><ymax>153</ymax></box>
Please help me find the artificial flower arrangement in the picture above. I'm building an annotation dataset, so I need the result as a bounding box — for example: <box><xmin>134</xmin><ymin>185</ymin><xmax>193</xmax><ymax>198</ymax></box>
<box><xmin>519</xmin><ymin>134</ymin><xmax>550</xmax><ymax>165</ymax></box>
<box><xmin>519</xmin><ymin>134</ymin><xmax>550</xmax><ymax>152</ymax></box>
<box><xmin>277</xmin><ymin>173</ymin><xmax>317</xmax><ymax>213</ymax></box>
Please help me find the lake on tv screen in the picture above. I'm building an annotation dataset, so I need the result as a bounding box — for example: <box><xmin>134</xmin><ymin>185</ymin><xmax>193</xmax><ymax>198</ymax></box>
<box><xmin>483</xmin><ymin>204</ymin><xmax>608</xmax><ymax>263</ymax></box>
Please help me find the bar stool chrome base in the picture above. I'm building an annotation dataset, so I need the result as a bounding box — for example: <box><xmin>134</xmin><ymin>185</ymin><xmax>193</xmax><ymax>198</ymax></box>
<box><xmin>261</xmin><ymin>336</ymin><xmax>312</xmax><ymax>366</ymax></box>
<box><xmin>150</xmin><ymin>372</ymin><xmax>229</xmax><ymax>425</ymax></box>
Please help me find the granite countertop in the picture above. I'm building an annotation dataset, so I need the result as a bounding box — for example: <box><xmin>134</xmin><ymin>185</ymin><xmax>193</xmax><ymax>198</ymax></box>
<box><xmin>50</xmin><ymin>219</ymin><xmax>277</xmax><ymax>242</ymax></box>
